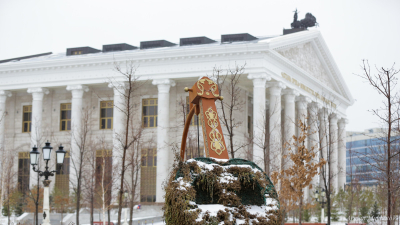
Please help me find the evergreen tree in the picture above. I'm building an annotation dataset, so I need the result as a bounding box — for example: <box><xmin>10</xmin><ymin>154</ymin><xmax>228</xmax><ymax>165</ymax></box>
<box><xmin>371</xmin><ymin>201</ymin><xmax>380</xmax><ymax>221</ymax></box>
<box><xmin>331</xmin><ymin>207</ymin><xmax>339</xmax><ymax>222</ymax></box>
<box><xmin>359</xmin><ymin>199</ymin><xmax>370</xmax><ymax>224</ymax></box>
<box><xmin>303</xmin><ymin>209</ymin><xmax>311</xmax><ymax>222</ymax></box>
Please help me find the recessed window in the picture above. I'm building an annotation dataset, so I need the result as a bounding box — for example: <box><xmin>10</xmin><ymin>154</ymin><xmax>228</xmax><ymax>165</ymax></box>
<box><xmin>60</xmin><ymin>103</ymin><xmax>71</xmax><ymax>131</ymax></box>
<box><xmin>22</xmin><ymin>105</ymin><xmax>32</xmax><ymax>133</ymax></box>
<box><xmin>142</xmin><ymin>99</ymin><xmax>157</xmax><ymax>128</ymax></box>
<box><xmin>71</xmin><ymin>51</ymin><xmax>82</xmax><ymax>55</ymax></box>
<box><xmin>100</xmin><ymin>101</ymin><xmax>113</xmax><ymax>130</ymax></box>
<box><xmin>17</xmin><ymin>152</ymin><xmax>30</xmax><ymax>193</ymax></box>
<box><xmin>141</xmin><ymin>148</ymin><xmax>157</xmax><ymax>203</ymax></box>
<box><xmin>55</xmin><ymin>151</ymin><xmax>70</xmax><ymax>194</ymax></box>
<box><xmin>95</xmin><ymin>150</ymin><xmax>113</xmax><ymax>206</ymax></box>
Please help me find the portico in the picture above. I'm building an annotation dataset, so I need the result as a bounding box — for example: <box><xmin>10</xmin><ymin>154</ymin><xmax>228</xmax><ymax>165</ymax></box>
<box><xmin>0</xmin><ymin>30</ymin><xmax>353</xmax><ymax>204</ymax></box>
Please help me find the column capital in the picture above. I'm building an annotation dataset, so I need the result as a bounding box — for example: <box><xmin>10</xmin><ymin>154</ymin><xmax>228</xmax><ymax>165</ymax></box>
<box><xmin>152</xmin><ymin>78</ymin><xmax>176</xmax><ymax>86</ymax></box>
<box><xmin>152</xmin><ymin>79</ymin><xmax>176</xmax><ymax>93</ymax></box>
<box><xmin>0</xmin><ymin>91</ymin><xmax>12</xmax><ymax>104</ymax></box>
<box><xmin>338</xmin><ymin>118</ymin><xmax>349</xmax><ymax>126</ymax></box>
<box><xmin>0</xmin><ymin>90</ymin><xmax>12</xmax><ymax>97</ymax></box>
<box><xmin>67</xmin><ymin>85</ymin><xmax>89</xmax><ymax>99</ymax></box>
<box><xmin>248</xmin><ymin>73</ymin><xmax>271</xmax><ymax>87</ymax></box>
<box><xmin>296</xmin><ymin>95</ymin><xmax>311</xmax><ymax>104</ymax></box>
<box><xmin>329</xmin><ymin>113</ymin><xmax>338</xmax><ymax>123</ymax></box>
<box><xmin>66</xmin><ymin>85</ymin><xmax>89</xmax><ymax>92</ymax></box>
<box><xmin>308</xmin><ymin>101</ymin><xmax>322</xmax><ymax>110</ymax></box>
<box><xmin>27</xmin><ymin>87</ymin><xmax>49</xmax><ymax>95</ymax></box>
<box><xmin>27</xmin><ymin>87</ymin><xmax>49</xmax><ymax>101</ymax></box>
<box><xmin>282</xmin><ymin>89</ymin><xmax>299</xmax><ymax>103</ymax></box>
<box><xmin>108</xmin><ymin>82</ymin><xmax>127</xmax><ymax>96</ymax></box>
<box><xmin>266</xmin><ymin>81</ymin><xmax>286</xmax><ymax>95</ymax></box>
<box><xmin>318</xmin><ymin>107</ymin><xmax>329</xmax><ymax>121</ymax></box>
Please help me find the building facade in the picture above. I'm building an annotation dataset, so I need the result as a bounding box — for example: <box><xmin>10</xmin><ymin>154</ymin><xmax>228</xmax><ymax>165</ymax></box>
<box><xmin>346</xmin><ymin>128</ymin><xmax>392</xmax><ymax>187</ymax></box>
<box><xmin>0</xmin><ymin>30</ymin><xmax>353</xmax><ymax>204</ymax></box>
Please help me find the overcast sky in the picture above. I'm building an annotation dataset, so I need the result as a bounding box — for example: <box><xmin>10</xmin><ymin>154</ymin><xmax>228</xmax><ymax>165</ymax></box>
<box><xmin>1</xmin><ymin>0</ymin><xmax>399</xmax><ymax>132</ymax></box>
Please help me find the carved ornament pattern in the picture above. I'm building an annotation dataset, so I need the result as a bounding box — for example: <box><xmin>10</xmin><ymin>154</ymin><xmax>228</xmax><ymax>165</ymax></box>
<box><xmin>197</xmin><ymin>78</ymin><xmax>219</xmax><ymax>97</ymax></box>
<box><xmin>205</xmin><ymin>107</ymin><xmax>225</xmax><ymax>155</ymax></box>
<box><xmin>278</xmin><ymin>42</ymin><xmax>335</xmax><ymax>90</ymax></box>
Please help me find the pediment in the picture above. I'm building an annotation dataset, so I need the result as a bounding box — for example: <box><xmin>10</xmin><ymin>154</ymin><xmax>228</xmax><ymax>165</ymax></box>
<box><xmin>277</xmin><ymin>42</ymin><xmax>338</xmax><ymax>92</ymax></box>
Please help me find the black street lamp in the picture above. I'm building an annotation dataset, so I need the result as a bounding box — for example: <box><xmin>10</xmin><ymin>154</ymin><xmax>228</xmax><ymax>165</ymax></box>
<box><xmin>29</xmin><ymin>141</ymin><xmax>66</xmax><ymax>225</ymax></box>
<box><xmin>314</xmin><ymin>188</ymin><xmax>327</xmax><ymax>223</ymax></box>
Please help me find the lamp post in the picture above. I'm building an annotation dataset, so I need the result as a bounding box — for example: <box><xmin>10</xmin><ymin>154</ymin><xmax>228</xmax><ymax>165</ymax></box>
<box><xmin>30</xmin><ymin>141</ymin><xmax>66</xmax><ymax>225</ymax></box>
<box><xmin>315</xmin><ymin>188</ymin><xmax>327</xmax><ymax>223</ymax></box>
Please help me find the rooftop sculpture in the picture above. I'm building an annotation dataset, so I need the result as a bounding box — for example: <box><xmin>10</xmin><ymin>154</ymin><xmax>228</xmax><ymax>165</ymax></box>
<box><xmin>291</xmin><ymin>9</ymin><xmax>318</xmax><ymax>29</ymax></box>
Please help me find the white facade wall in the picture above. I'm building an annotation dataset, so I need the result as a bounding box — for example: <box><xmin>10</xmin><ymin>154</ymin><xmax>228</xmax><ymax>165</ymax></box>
<box><xmin>0</xmin><ymin>30</ymin><xmax>353</xmax><ymax>203</ymax></box>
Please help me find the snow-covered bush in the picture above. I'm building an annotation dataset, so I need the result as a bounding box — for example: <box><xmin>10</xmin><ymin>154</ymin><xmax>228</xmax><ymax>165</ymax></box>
<box><xmin>164</xmin><ymin>157</ymin><xmax>282</xmax><ymax>225</ymax></box>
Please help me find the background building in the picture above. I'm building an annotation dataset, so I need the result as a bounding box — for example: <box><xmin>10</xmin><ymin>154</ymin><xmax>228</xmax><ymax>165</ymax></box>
<box><xmin>346</xmin><ymin>128</ymin><xmax>392</xmax><ymax>187</ymax></box>
<box><xmin>0</xmin><ymin>30</ymin><xmax>353</xmax><ymax>205</ymax></box>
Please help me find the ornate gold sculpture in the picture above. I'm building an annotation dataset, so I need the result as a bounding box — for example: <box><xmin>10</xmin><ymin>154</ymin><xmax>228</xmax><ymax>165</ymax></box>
<box><xmin>197</xmin><ymin>78</ymin><xmax>220</xmax><ymax>97</ymax></box>
<box><xmin>205</xmin><ymin>107</ymin><xmax>225</xmax><ymax>155</ymax></box>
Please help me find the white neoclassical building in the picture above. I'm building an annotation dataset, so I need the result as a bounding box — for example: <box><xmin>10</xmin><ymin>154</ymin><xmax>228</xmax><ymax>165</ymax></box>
<box><xmin>0</xmin><ymin>30</ymin><xmax>353</xmax><ymax>204</ymax></box>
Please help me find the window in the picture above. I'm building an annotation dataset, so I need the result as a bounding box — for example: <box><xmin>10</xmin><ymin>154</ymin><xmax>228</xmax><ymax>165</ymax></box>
<box><xmin>60</xmin><ymin>103</ymin><xmax>71</xmax><ymax>131</ymax></box>
<box><xmin>55</xmin><ymin>151</ymin><xmax>70</xmax><ymax>194</ymax></box>
<box><xmin>22</xmin><ymin>105</ymin><xmax>32</xmax><ymax>133</ymax></box>
<box><xmin>95</xmin><ymin>150</ymin><xmax>112</xmax><ymax>206</ymax></box>
<box><xmin>140</xmin><ymin>148</ymin><xmax>157</xmax><ymax>202</ymax></box>
<box><xmin>186</xmin><ymin>96</ymin><xmax>201</xmax><ymax>126</ymax></box>
<box><xmin>142</xmin><ymin>99</ymin><xmax>157</xmax><ymax>128</ymax></box>
<box><xmin>18</xmin><ymin>152</ymin><xmax>30</xmax><ymax>193</ymax></box>
<box><xmin>72</xmin><ymin>51</ymin><xmax>82</xmax><ymax>55</ymax></box>
<box><xmin>100</xmin><ymin>101</ymin><xmax>113</xmax><ymax>129</ymax></box>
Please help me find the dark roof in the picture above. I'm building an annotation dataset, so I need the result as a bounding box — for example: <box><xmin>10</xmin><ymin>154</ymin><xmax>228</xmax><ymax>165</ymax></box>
<box><xmin>102</xmin><ymin>43</ymin><xmax>138</xmax><ymax>52</ymax></box>
<box><xmin>140</xmin><ymin>40</ymin><xmax>176</xmax><ymax>49</ymax></box>
<box><xmin>0</xmin><ymin>52</ymin><xmax>52</xmax><ymax>64</ymax></box>
<box><xmin>180</xmin><ymin>36</ymin><xmax>216</xmax><ymax>46</ymax></box>
<box><xmin>221</xmin><ymin>33</ymin><xmax>257</xmax><ymax>43</ymax></box>
<box><xmin>66</xmin><ymin>47</ymin><xmax>101</xmax><ymax>56</ymax></box>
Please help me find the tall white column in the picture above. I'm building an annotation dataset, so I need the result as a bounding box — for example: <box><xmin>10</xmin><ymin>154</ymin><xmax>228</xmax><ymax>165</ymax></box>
<box><xmin>308</xmin><ymin>102</ymin><xmax>320</xmax><ymax>193</ymax></box>
<box><xmin>0</xmin><ymin>91</ymin><xmax>11</xmax><ymax>150</ymax></box>
<box><xmin>109</xmin><ymin>83</ymin><xmax>126</xmax><ymax>199</ymax></box>
<box><xmin>318</xmin><ymin>108</ymin><xmax>329</xmax><ymax>188</ymax></box>
<box><xmin>152</xmin><ymin>79</ymin><xmax>175</xmax><ymax>203</ymax></box>
<box><xmin>296</xmin><ymin>96</ymin><xmax>310</xmax><ymax>137</ymax></box>
<box><xmin>27</xmin><ymin>87</ymin><xmax>49</xmax><ymax>189</ymax></box>
<box><xmin>266</xmin><ymin>82</ymin><xmax>286</xmax><ymax>173</ymax></box>
<box><xmin>282</xmin><ymin>89</ymin><xmax>298</xmax><ymax>169</ymax></box>
<box><xmin>296</xmin><ymin>96</ymin><xmax>311</xmax><ymax>201</ymax></box>
<box><xmin>247</xmin><ymin>73</ymin><xmax>270</xmax><ymax>171</ymax></box>
<box><xmin>329</xmin><ymin>114</ymin><xmax>338</xmax><ymax>193</ymax></box>
<box><xmin>338</xmin><ymin>118</ymin><xmax>347</xmax><ymax>191</ymax></box>
<box><xmin>66</xmin><ymin>85</ymin><xmax>89</xmax><ymax>191</ymax></box>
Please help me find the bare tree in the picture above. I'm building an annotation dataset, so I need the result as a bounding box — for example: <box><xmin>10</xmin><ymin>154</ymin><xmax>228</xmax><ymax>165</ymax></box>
<box><xmin>1</xmin><ymin>148</ymin><xmax>16</xmax><ymax>225</ymax></box>
<box><xmin>70</xmin><ymin>107</ymin><xmax>93</xmax><ymax>225</ymax></box>
<box><xmin>212</xmin><ymin>64</ymin><xmax>248</xmax><ymax>158</ymax></box>
<box><xmin>356</xmin><ymin>60</ymin><xmax>400</xmax><ymax>225</ymax></box>
<box><xmin>110</xmin><ymin>60</ymin><xmax>146</xmax><ymax>225</ymax></box>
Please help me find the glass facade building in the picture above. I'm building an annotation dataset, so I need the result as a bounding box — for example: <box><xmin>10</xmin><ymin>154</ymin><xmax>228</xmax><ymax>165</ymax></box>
<box><xmin>346</xmin><ymin>128</ymin><xmax>394</xmax><ymax>186</ymax></box>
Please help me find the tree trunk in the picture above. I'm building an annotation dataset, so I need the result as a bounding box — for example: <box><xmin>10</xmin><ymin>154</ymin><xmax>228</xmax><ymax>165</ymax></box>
<box><xmin>299</xmin><ymin>196</ymin><xmax>303</xmax><ymax>225</ymax></box>
<box><xmin>90</xmin><ymin>193</ymin><xmax>94</xmax><ymax>225</ymax></box>
<box><xmin>108</xmin><ymin>208</ymin><xmax>111</xmax><ymax>225</ymax></box>
<box><xmin>76</xmin><ymin>181</ymin><xmax>81</xmax><ymax>225</ymax></box>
